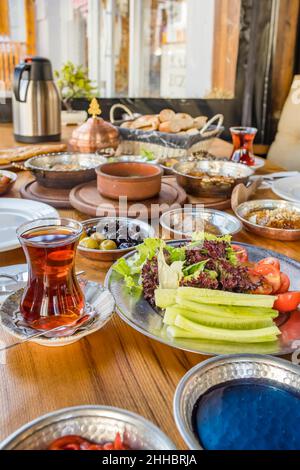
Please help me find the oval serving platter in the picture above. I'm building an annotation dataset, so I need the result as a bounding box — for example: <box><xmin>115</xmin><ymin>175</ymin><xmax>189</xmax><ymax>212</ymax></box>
<box><xmin>105</xmin><ymin>241</ymin><xmax>300</xmax><ymax>356</ymax></box>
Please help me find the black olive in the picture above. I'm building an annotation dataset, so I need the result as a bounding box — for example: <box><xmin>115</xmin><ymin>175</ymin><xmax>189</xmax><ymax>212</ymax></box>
<box><xmin>118</xmin><ymin>242</ymin><xmax>133</xmax><ymax>250</ymax></box>
<box><xmin>86</xmin><ymin>227</ymin><xmax>95</xmax><ymax>237</ymax></box>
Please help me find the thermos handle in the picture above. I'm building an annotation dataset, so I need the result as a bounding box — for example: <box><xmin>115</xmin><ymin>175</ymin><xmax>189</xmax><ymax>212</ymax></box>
<box><xmin>13</xmin><ymin>63</ymin><xmax>30</xmax><ymax>102</ymax></box>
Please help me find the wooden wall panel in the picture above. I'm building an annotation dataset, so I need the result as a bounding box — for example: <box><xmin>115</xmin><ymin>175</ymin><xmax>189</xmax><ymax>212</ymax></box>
<box><xmin>0</xmin><ymin>0</ymin><xmax>10</xmax><ymax>36</ymax></box>
<box><xmin>25</xmin><ymin>0</ymin><xmax>36</xmax><ymax>55</ymax></box>
<box><xmin>212</xmin><ymin>0</ymin><xmax>241</xmax><ymax>98</ymax></box>
<box><xmin>271</xmin><ymin>0</ymin><xmax>300</xmax><ymax>120</ymax></box>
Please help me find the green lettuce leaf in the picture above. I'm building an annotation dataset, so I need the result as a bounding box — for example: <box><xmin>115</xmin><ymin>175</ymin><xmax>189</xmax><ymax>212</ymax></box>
<box><xmin>134</xmin><ymin>238</ymin><xmax>166</xmax><ymax>267</ymax></box>
<box><xmin>183</xmin><ymin>259</ymin><xmax>208</xmax><ymax>277</ymax></box>
<box><xmin>112</xmin><ymin>258</ymin><xmax>142</xmax><ymax>294</ymax></box>
<box><xmin>165</xmin><ymin>245</ymin><xmax>186</xmax><ymax>263</ymax></box>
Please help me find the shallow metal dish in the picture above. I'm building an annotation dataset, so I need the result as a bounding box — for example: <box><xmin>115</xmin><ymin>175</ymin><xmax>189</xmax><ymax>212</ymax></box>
<box><xmin>78</xmin><ymin>217</ymin><xmax>155</xmax><ymax>262</ymax></box>
<box><xmin>235</xmin><ymin>199</ymin><xmax>300</xmax><ymax>241</ymax></box>
<box><xmin>173</xmin><ymin>160</ymin><xmax>254</xmax><ymax>197</ymax></box>
<box><xmin>174</xmin><ymin>354</ymin><xmax>300</xmax><ymax>450</ymax></box>
<box><xmin>160</xmin><ymin>152</ymin><xmax>224</xmax><ymax>175</ymax></box>
<box><xmin>25</xmin><ymin>153</ymin><xmax>106</xmax><ymax>189</ymax></box>
<box><xmin>160</xmin><ymin>208</ymin><xmax>242</xmax><ymax>238</ymax></box>
<box><xmin>0</xmin><ymin>405</ymin><xmax>176</xmax><ymax>450</ymax></box>
<box><xmin>105</xmin><ymin>241</ymin><xmax>300</xmax><ymax>356</ymax></box>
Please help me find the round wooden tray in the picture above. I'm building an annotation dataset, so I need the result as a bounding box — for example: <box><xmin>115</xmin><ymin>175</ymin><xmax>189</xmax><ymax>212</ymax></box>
<box><xmin>187</xmin><ymin>194</ymin><xmax>231</xmax><ymax>210</ymax></box>
<box><xmin>69</xmin><ymin>179</ymin><xmax>187</xmax><ymax>218</ymax></box>
<box><xmin>20</xmin><ymin>180</ymin><xmax>72</xmax><ymax>209</ymax></box>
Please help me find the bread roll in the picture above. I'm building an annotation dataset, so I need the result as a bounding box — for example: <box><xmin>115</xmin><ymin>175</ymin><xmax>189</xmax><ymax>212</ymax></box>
<box><xmin>132</xmin><ymin>115</ymin><xmax>159</xmax><ymax>131</ymax></box>
<box><xmin>194</xmin><ymin>116</ymin><xmax>208</xmax><ymax>130</ymax></box>
<box><xmin>186</xmin><ymin>128</ymin><xmax>200</xmax><ymax>135</ymax></box>
<box><xmin>159</xmin><ymin>109</ymin><xmax>176</xmax><ymax>123</ymax></box>
<box><xmin>120</xmin><ymin>121</ymin><xmax>134</xmax><ymax>128</ymax></box>
<box><xmin>159</xmin><ymin>120</ymin><xmax>182</xmax><ymax>133</ymax></box>
<box><xmin>175</xmin><ymin>113</ymin><xmax>194</xmax><ymax>130</ymax></box>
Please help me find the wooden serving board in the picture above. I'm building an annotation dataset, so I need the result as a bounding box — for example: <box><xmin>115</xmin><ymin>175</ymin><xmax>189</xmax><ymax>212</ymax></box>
<box><xmin>69</xmin><ymin>179</ymin><xmax>187</xmax><ymax>218</ymax></box>
<box><xmin>20</xmin><ymin>180</ymin><xmax>72</xmax><ymax>209</ymax></box>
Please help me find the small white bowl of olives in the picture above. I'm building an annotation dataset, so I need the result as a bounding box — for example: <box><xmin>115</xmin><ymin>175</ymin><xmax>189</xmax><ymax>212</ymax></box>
<box><xmin>78</xmin><ymin>217</ymin><xmax>155</xmax><ymax>262</ymax></box>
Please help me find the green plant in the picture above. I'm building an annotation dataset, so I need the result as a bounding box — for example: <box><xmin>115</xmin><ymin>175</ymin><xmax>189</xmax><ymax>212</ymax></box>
<box><xmin>54</xmin><ymin>62</ymin><xmax>97</xmax><ymax>111</ymax></box>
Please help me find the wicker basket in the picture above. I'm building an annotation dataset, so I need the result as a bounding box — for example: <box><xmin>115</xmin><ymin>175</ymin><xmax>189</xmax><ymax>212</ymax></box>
<box><xmin>110</xmin><ymin>105</ymin><xmax>224</xmax><ymax>159</ymax></box>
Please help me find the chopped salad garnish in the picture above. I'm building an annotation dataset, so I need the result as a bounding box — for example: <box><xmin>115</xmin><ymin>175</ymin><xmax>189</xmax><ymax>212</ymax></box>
<box><xmin>48</xmin><ymin>433</ymin><xmax>129</xmax><ymax>450</ymax></box>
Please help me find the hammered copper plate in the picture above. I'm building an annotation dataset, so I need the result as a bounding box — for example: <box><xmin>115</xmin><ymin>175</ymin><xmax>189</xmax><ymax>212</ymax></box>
<box><xmin>20</xmin><ymin>180</ymin><xmax>72</xmax><ymax>209</ymax></box>
<box><xmin>69</xmin><ymin>178</ymin><xmax>187</xmax><ymax>217</ymax></box>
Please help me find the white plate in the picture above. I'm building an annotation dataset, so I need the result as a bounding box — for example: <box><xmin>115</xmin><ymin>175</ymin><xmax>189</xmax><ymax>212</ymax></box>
<box><xmin>272</xmin><ymin>175</ymin><xmax>300</xmax><ymax>203</ymax></box>
<box><xmin>0</xmin><ymin>199</ymin><xmax>58</xmax><ymax>252</ymax></box>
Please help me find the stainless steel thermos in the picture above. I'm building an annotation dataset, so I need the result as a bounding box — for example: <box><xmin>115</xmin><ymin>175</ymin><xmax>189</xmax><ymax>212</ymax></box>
<box><xmin>12</xmin><ymin>57</ymin><xmax>61</xmax><ymax>143</ymax></box>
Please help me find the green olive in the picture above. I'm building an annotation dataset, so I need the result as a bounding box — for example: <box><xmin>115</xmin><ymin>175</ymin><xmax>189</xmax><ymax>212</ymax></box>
<box><xmin>100</xmin><ymin>239</ymin><xmax>117</xmax><ymax>251</ymax></box>
<box><xmin>79</xmin><ymin>231</ymin><xmax>87</xmax><ymax>241</ymax></box>
<box><xmin>79</xmin><ymin>237</ymin><xmax>99</xmax><ymax>250</ymax></box>
<box><xmin>91</xmin><ymin>232</ymin><xmax>106</xmax><ymax>242</ymax></box>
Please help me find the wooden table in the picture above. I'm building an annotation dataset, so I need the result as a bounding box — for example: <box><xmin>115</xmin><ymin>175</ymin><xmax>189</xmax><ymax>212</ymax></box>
<box><xmin>0</xmin><ymin>124</ymin><xmax>298</xmax><ymax>449</ymax></box>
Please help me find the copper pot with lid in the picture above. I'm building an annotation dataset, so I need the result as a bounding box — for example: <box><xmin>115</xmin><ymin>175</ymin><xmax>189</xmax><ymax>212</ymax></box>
<box><xmin>69</xmin><ymin>99</ymin><xmax>120</xmax><ymax>153</ymax></box>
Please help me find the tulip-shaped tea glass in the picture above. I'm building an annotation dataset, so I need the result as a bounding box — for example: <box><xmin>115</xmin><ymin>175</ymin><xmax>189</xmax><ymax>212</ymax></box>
<box><xmin>230</xmin><ymin>127</ymin><xmax>257</xmax><ymax>166</ymax></box>
<box><xmin>17</xmin><ymin>218</ymin><xmax>84</xmax><ymax>330</ymax></box>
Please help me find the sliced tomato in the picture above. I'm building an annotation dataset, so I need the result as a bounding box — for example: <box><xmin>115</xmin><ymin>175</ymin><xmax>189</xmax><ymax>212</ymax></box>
<box><xmin>274</xmin><ymin>292</ymin><xmax>300</xmax><ymax>313</ymax></box>
<box><xmin>48</xmin><ymin>435</ymin><xmax>89</xmax><ymax>450</ymax></box>
<box><xmin>277</xmin><ymin>272</ymin><xmax>290</xmax><ymax>294</ymax></box>
<box><xmin>231</xmin><ymin>245</ymin><xmax>248</xmax><ymax>263</ymax></box>
<box><xmin>280</xmin><ymin>310</ymin><xmax>300</xmax><ymax>343</ymax></box>
<box><xmin>251</xmin><ymin>264</ymin><xmax>281</xmax><ymax>294</ymax></box>
<box><xmin>251</xmin><ymin>282</ymin><xmax>273</xmax><ymax>295</ymax></box>
<box><xmin>257</xmin><ymin>257</ymin><xmax>280</xmax><ymax>271</ymax></box>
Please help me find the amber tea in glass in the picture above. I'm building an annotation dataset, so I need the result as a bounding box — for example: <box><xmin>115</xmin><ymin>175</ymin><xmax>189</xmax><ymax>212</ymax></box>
<box><xmin>230</xmin><ymin>127</ymin><xmax>257</xmax><ymax>166</ymax></box>
<box><xmin>17</xmin><ymin>218</ymin><xmax>84</xmax><ymax>330</ymax></box>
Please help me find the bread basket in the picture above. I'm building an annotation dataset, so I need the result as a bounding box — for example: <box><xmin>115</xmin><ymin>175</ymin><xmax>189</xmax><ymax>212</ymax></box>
<box><xmin>110</xmin><ymin>104</ymin><xmax>224</xmax><ymax>158</ymax></box>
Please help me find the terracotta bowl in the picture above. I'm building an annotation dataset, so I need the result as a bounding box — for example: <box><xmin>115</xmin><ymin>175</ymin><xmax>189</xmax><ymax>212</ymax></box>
<box><xmin>96</xmin><ymin>162</ymin><xmax>162</xmax><ymax>201</ymax></box>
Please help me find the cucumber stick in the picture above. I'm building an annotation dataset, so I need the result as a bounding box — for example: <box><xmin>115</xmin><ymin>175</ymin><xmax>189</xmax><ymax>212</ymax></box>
<box><xmin>154</xmin><ymin>288</ymin><xmax>177</xmax><ymax>309</ymax></box>
<box><xmin>177</xmin><ymin>287</ymin><xmax>276</xmax><ymax>308</ymax></box>
<box><xmin>164</xmin><ymin>306</ymin><xmax>274</xmax><ymax>330</ymax></box>
<box><xmin>175</xmin><ymin>298</ymin><xmax>278</xmax><ymax>319</ymax></box>
<box><xmin>174</xmin><ymin>315</ymin><xmax>280</xmax><ymax>343</ymax></box>
<box><xmin>166</xmin><ymin>326</ymin><xmax>278</xmax><ymax>345</ymax></box>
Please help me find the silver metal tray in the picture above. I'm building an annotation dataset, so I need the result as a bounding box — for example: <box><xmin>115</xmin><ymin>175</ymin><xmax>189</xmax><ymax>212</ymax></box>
<box><xmin>173</xmin><ymin>354</ymin><xmax>300</xmax><ymax>449</ymax></box>
<box><xmin>0</xmin><ymin>405</ymin><xmax>176</xmax><ymax>450</ymax></box>
<box><xmin>105</xmin><ymin>241</ymin><xmax>300</xmax><ymax>356</ymax></box>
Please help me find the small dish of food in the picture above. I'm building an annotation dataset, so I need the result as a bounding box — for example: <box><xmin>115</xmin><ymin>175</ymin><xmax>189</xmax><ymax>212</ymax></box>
<box><xmin>174</xmin><ymin>355</ymin><xmax>300</xmax><ymax>450</ymax></box>
<box><xmin>107</xmin><ymin>152</ymin><xmax>159</xmax><ymax>165</ymax></box>
<box><xmin>78</xmin><ymin>217</ymin><xmax>155</xmax><ymax>261</ymax></box>
<box><xmin>0</xmin><ymin>405</ymin><xmax>176</xmax><ymax>450</ymax></box>
<box><xmin>173</xmin><ymin>160</ymin><xmax>254</xmax><ymax>197</ymax></box>
<box><xmin>96</xmin><ymin>161</ymin><xmax>162</xmax><ymax>201</ymax></box>
<box><xmin>159</xmin><ymin>157</ymin><xmax>184</xmax><ymax>175</ymax></box>
<box><xmin>160</xmin><ymin>208</ymin><xmax>242</xmax><ymax>238</ymax></box>
<box><xmin>24</xmin><ymin>153</ymin><xmax>106</xmax><ymax>189</ymax></box>
<box><xmin>235</xmin><ymin>199</ymin><xmax>300</xmax><ymax>241</ymax></box>
<box><xmin>0</xmin><ymin>170</ymin><xmax>17</xmax><ymax>195</ymax></box>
